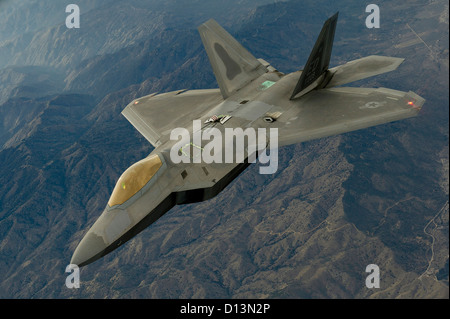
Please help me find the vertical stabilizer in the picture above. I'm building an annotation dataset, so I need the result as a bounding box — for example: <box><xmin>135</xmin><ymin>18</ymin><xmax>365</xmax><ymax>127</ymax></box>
<box><xmin>290</xmin><ymin>12</ymin><xmax>338</xmax><ymax>99</ymax></box>
<box><xmin>198</xmin><ymin>19</ymin><xmax>267</xmax><ymax>99</ymax></box>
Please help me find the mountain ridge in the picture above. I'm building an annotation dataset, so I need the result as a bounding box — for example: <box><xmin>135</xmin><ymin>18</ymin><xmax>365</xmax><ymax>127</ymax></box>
<box><xmin>0</xmin><ymin>0</ymin><xmax>447</xmax><ymax>298</ymax></box>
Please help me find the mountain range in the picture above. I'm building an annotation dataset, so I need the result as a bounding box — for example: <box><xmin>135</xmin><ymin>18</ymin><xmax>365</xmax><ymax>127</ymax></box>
<box><xmin>0</xmin><ymin>0</ymin><xmax>448</xmax><ymax>298</ymax></box>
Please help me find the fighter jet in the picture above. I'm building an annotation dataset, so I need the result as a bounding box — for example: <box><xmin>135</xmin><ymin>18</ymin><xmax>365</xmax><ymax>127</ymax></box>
<box><xmin>71</xmin><ymin>12</ymin><xmax>424</xmax><ymax>267</ymax></box>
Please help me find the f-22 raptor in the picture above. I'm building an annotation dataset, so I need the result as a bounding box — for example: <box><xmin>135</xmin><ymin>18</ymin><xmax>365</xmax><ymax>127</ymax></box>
<box><xmin>71</xmin><ymin>13</ymin><xmax>424</xmax><ymax>267</ymax></box>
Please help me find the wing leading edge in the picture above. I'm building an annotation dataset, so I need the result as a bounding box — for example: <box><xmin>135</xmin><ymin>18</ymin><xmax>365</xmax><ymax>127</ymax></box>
<box><xmin>122</xmin><ymin>89</ymin><xmax>223</xmax><ymax>147</ymax></box>
<box><xmin>276</xmin><ymin>87</ymin><xmax>424</xmax><ymax>147</ymax></box>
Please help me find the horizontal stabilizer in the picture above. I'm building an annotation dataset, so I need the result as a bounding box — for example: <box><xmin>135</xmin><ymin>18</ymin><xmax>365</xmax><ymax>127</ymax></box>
<box><xmin>326</xmin><ymin>55</ymin><xmax>405</xmax><ymax>88</ymax></box>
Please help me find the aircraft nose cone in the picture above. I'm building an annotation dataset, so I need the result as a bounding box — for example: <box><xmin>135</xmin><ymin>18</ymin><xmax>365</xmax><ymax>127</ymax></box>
<box><xmin>71</xmin><ymin>232</ymin><xmax>107</xmax><ymax>267</ymax></box>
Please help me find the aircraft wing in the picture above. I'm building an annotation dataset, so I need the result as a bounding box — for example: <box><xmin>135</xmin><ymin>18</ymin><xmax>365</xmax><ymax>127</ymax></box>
<box><xmin>122</xmin><ymin>89</ymin><xmax>223</xmax><ymax>147</ymax></box>
<box><xmin>275</xmin><ymin>87</ymin><xmax>424</xmax><ymax>147</ymax></box>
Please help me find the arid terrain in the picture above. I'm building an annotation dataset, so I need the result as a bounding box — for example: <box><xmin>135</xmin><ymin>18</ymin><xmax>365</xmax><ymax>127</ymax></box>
<box><xmin>0</xmin><ymin>0</ymin><xmax>448</xmax><ymax>298</ymax></box>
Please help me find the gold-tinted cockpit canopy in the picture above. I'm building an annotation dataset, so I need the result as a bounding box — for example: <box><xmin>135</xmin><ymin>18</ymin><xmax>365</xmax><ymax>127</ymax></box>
<box><xmin>108</xmin><ymin>154</ymin><xmax>163</xmax><ymax>207</ymax></box>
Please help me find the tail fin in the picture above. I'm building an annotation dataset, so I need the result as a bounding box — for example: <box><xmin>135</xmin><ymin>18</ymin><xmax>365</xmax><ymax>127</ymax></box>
<box><xmin>198</xmin><ymin>19</ymin><xmax>267</xmax><ymax>99</ymax></box>
<box><xmin>290</xmin><ymin>12</ymin><xmax>338</xmax><ymax>99</ymax></box>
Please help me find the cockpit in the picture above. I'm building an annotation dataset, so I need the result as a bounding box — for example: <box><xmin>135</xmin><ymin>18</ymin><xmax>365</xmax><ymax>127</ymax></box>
<box><xmin>108</xmin><ymin>154</ymin><xmax>163</xmax><ymax>207</ymax></box>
